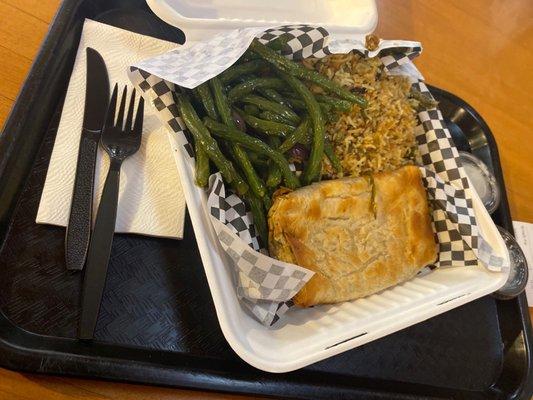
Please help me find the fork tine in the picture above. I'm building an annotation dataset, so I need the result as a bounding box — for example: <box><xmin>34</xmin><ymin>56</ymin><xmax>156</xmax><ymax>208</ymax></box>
<box><xmin>133</xmin><ymin>96</ymin><xmax>144</xmax><ymax>135</ymax></box>
<box><xmin>105</xmin><ymin>84</ymin><xmax>118</xmax><ymax>128</ymax></box>
<box><xmin>124</xmin><ymin>89</ymin><xmax>136</xmax><ymax>132</ymax></box>
<box><xmin>116</xmin><ymin>86</ymin><xmax>127</xmax><ymax>128</ymax></box>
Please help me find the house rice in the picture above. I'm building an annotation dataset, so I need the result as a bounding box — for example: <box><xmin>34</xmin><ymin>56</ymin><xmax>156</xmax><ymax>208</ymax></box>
<box><xmin>303</xmin><ymin>53</ymin><xmax>420</xmax><ymax>178</ymax></box>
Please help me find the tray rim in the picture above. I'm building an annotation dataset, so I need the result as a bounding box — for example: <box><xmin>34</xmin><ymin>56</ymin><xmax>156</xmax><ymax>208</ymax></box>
<box><xmin>0</xmin><ymin>0</ymin><xmax>531</xmax><ymax>398</ymax></box>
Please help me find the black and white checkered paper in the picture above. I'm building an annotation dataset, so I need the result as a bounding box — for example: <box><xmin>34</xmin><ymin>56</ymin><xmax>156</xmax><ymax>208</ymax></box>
<box><xmin>129</xmin><ymin>26</ymin><xmax>507</xmax><ymax>326</ymax></box>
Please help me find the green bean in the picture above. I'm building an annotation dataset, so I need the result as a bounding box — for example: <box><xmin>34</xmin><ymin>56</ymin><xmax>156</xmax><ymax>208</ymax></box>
<box><xmin>194</xmin><ymin>141</ymin><xmax>210</xmax><ymax>187</ymax></box>
<box><xmin>285</xmin><ymin>96</ymin><xmax>332</xmax><ymax>116</ymax></box>
<box><xmin>290</xmin><ymin>96</ymin><xmax>337</xmax><ymax>122</ymax></box>
<box><xmin>195</xmin><ymin>82</ymin><xmax>218</xmax><ymax>119</ymax></box>
<box><xmin>278</xmin><ymin>117</ymin><xmax>309</xmax><ymax>153</ymax></box>
<box><xmin>226</xmin><ymin>171</ymin><xmax>248</xmax><ymax>196</ymax></box>
<box><xmin>265</xmin><ymin>33</ymin><xmax>291</xmax><ymax>51</ymax></box>
<box><xmin>175</xmin><ymin>93</ymin><xmax>247</xmax><ymax>194</ymax></box>
<box><xmin>219</xmin><ymin>59</ymin><xmax>268</xmax><ymax>85</ymax></box>
<box><xmin>315</xmin><ymin>94</ymin><xmax>352</xmax><ymax>112</ymax></box>
<box><xmin>247</xmin><ymin>151</ymin><xmax>268</xmax><ymax>164</ymax></box>
<box><xmin>250</xmin><ymin>157</ymin><xmax>269</xmax><ymax>168</ymax></box>
<box><xmin>231</xmin><ymin>146</ymin><xmax>266</xmax><ymax>198</ymax></box>
<box><xmin>209</xmin><ymin>77</ymin><xmax>232</xmax><ymax>126</ymax></box>
<box><xmin>190</xmin><ymin>87</ymin><xmax>203</xmax><ymax>105</ymax></box>
<box><xmin>257</xmin><ymin>88</ymin><xmax>292</xmax><ymax>109</ymax></box>
<box><xmin>259</xmin><ymin>110</ymin><xmax>295</xmax><ymax>125</ymax></box>
<box><xmin>241</xmin><ymin>94</ymin><xmax>300</xmax><ymax>125</ymax></box>
<box><xmin>241</xmin><ymin>113</ymin><xmax>295</xmax><ymax>137</ymax></box>
<box><xmin>323</xmin><ymin>105</ymin><xmax>339</xmax><ymax>123</ymax></box>
<box><xmin>278</xmin><ymin>121</ymin><xmax>341</xmax><ymax>174</ymax></box>
<box><xmin>324</xmin><ymin>140</ymin><xmax>342</xmax><ymax>173</ymax></box>
<box><xmin>266</xmin><ymin>166</ymin><xmax>282</xmax><ymax>188</ymax></box>
<box><xmin>243</xmin><ymin>104</ymin><xmax>260</xmax><ymax>116</ymax></box>
<box><xmin>284</xmin><ymin>97</ymin><xmax>306</xmax><ymax>110</ymax></box>
<box><xmin>247</xmin><ymin>193</ymin><xmax>268</xmax><ymax>247</ymax></box>
<box><xmin>210</xmin><ymin>76</ymin><xmax>265</xmax><ymax>198</ymax></box>
<box><xmin>203</xmin><ymin>117</ymin><xmax>300</xmax><ymax>189</ymax></box>
<box><xmin>318</xmin><ymin>102</ymin><xmax>334</xmax><ymax>119</ymax></box>
<box><xmin>266</xmin><ymin>137</ymin><xmax>282</xmax><ymax>188</ymax></box>
<box><xmin>239</xmin><ymin>50</ymin><xmax>260</xmax><ymax>63</ymax></box>
<box><xmin>276</xmin><ymin>119</ymin><xmax>341</xmax><ymax>174</ymax></box>
<box><xmin>276</xmin><ymin>116</ymin><xmax>341</xmax><ymax>174</ymax></box>
<box><xmin>263</xmin><ymin>194</ymin><xmax>272</xmax><ymax>211</ymax></box>
<box><xmin>277</xmin><ymin>71</ymin><xmax>325</xmax><ymax>184</ymax></box>
<box><xmin>225</xmin><ymin>175</ymin><xmax>251</xmax><ymax>200</ymax></box>
<box><xmin>249</xmin><ymin>39</ymin><xmax>367</xmax><ymax>107</ymax></box>
<box><xmin>228</xmin><ymin>78</ymin><xmax>286</xmax><ymax>102</ymax></box>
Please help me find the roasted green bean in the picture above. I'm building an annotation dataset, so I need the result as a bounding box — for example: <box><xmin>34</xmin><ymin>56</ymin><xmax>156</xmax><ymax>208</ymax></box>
<box><xmin>262</xmin><ymin>194</ymin><xmax>272</xmax><ymax>211</ymax></box>
<box><xmin>249</xmin><ymin>39</ymin><xmax>367</xmax><ymax>107</ymax></box>
<box><xmin>243</xmin><ymin>104</ymin><xmax>260</xmax><ymax>116</ymax></box>
<box><xmin>175</xmin><ymin>93</ymin><xmax>248</xmax><ymax>194</ymax></box>
<box><xmin>241</xmin><ymin>94</ymin><xmax>300</xmax><ymax>125</ymax></box>
<box><xmin>277</xmin><ymin>71</ymin><xmax>325</xmax><ymax>184</ymax></box>
<box><xmin>247</xmin><ymin>193</ymin><xmax>268</xmax><ymax>247</ymax></box>
<box><xmin>257</xmin><ymin>88</ymin><xmax>292</xmax><ymax>109</ymax></box>
<box><xmin>278</xmin><ymin>117</ymin><xmax>309</xmax><ymax>153</ymax></box>
<box><xmin>241</xmin><ymin>112</ymin><xmax>296</xmax><ymax>137</ymax></box>
<box><xmin>194</xmin><ymin>141</ymin><xmax>210</xmax><ymax>187</ymax></box>
<box><xmin>230</xmin><ymin>146</ymin><xmax>266</xmax><ymax>198</ymax></box>
<box><xmin>239</xmin><ymin>50</ymin><xmax>260</xmax><ymax>63</ymax></box>
<box><xmin>190</xmin><ymin>84</ymin><xmax>216</xmax><ymax>186</ymax></box>
<box><xmin>250</xmin><ymin>157</ymin><xmax>269</xmax><ymax>168</ymax></box>
<box><xmin>246</xmin><ymin>151</ymin><xmax>268</xmax><ymax>164</ymax></box>
<box><xmin>324</xmin><ymin>140</ymin><xmax>342</xmax><ymax>173</ymax></box>
<box><xmin>219</xmin><ymin>59</ymin><xmax>268</xmax><ymax>85</ymax></box>
<box><xmin>209</xmin><ymin>77</ymin><xmax>232</xmax><ymax>126</ymax></box>
<box><xmin>259</xmin><ymin>110</ymin><xmax>294</xmax><ymax>125</ymax></box>
<box><xmin>265</xmin><ymin>136</ymin><xmax>282</xmax><ymax>188</ymax></box>
<box><xmin>210</xmin><ymin>76</ymin><xmax>265</xmax><ymax>199</ymax></box>
<box><xmin>315</xmin><ymin>94</ymin><xmax>352</xmax><ymax>112</ymax></box>
<box><xmin>284</xmin><ymin>96</ymin><xmax>332</xmax><ymax>116</ymax></box>
<box><xmin>203</xmin><ymin>118</ymin><xmax>300</xmax><ymax>189</ymax></box>
<box><xmin>228</xmin><ymin>78</ymin><xmax>286</xmax><ymax>102</ymax></box>
<box><xmin>265</xmin><ymin>33</ymin><xmax>290</xmax><ymax>52</ymax></box>
<box><xmin>195</xmin><ymin>82</ymin><xmax>218</xmax><ymax>119</ymax></box>
<box><xmin>266</xmin><ymin>167</ymin><xmax>282</xmax><ymax>188</ymax></box>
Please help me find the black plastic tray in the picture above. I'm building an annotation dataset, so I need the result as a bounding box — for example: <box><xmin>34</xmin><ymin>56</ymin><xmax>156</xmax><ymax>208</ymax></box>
<box><xmin>0</xmin><ymin>1</ymin><xmax>532</xmax><ymax>398</ymax></box>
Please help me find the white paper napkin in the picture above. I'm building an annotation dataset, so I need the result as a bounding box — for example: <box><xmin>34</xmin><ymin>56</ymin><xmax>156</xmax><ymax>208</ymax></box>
<box><xmin>37</xmin><ymin>19</ymin><xmax>186</xmax><ymax>239</ymax></box>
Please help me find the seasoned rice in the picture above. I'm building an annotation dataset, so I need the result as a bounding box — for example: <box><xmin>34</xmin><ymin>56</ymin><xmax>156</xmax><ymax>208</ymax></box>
<box><xmin>303</xmin><ymin>53</ymin><xmax>420</xmax><ymax>178</ymax></box>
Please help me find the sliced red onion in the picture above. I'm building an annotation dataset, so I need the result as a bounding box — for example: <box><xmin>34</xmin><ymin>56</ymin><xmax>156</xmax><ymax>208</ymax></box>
<box><xmin>288</xmin><ymin>144</ymin><xmax>309</xmax><ymax>161</ymax></box>
<box><xmin>231</xmin><ymin>110</ymin><xmax>246</xmax><ymax>131</ymax></box>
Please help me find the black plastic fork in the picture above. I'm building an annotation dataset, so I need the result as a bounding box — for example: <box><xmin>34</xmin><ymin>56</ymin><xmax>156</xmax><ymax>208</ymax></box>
<box><xmin>79</xmin><ymin>84</ymin><xmax>144</xmax><ymax>340</ymax></box>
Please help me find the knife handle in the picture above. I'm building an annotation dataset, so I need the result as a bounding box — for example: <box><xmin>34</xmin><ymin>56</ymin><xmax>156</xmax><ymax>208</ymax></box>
<box><xmin>78</xmin><ymin>159</ymin><xmax>121</xmax><ymax>340</ymax></box>
<box><xmin>65</xmin><ymin>133</ymin><xmax>99</xmax><ymax>270</ymax></box>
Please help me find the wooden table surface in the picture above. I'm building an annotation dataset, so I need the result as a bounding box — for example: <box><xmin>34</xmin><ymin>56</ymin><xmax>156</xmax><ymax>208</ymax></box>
<box><xmin>0</xmin><ymin>0</ymin><xmax>532</xmax><ymax>398</ymax></box>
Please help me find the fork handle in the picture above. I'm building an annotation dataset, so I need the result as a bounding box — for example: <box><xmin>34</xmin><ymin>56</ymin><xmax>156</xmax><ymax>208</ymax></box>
<box><xmin>79</xmin><ymin>158</ymin><xmax>121</xmax><ymax>340</ymax></box>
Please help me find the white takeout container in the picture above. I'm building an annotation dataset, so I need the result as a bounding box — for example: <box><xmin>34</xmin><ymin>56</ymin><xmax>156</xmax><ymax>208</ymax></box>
<box><xmin>147</xmin><ymin>0</ymin><xmax>378</xmax><ymax>41</ymax></box>
<box><xmin>147</xmin><ymin>0</ymin><xmax>510</xmax><ymax>372</ymax></box>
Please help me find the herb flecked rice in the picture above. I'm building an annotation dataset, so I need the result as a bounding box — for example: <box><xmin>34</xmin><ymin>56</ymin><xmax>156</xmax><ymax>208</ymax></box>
<box><xmin>303</xmin><ymin>53</ymin><xmax>420</xmax><ymax>178</ymax></box>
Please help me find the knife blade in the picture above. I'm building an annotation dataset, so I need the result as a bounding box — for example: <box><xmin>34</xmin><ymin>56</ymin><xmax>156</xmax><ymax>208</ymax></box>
<box><xmin>65</xmin><ymin>47</ymin><xmax>109</xmax><ymax>270</ymax></box>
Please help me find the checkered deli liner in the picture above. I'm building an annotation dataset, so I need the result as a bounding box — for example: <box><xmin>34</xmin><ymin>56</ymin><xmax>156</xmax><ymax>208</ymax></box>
<box><xmin>129</xmin><ymin>26</ymin><xmax>508</xmax><ymax>326</ymax></box>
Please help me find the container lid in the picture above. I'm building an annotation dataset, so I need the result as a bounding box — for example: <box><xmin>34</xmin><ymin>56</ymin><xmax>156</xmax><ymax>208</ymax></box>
<box><xmin>459</xmin><ymin>151</ymin><xmax>501</xmax><ymax>215</ymax></box>
<box><xmin>146</xmin><ymin>0</ymin><xmax>378</xmax><ymax>42</ymax></box>
<box><xmin>493</xmin><ymin>226</ymin><xmax>529</xmax><ymax>300</ymax></box>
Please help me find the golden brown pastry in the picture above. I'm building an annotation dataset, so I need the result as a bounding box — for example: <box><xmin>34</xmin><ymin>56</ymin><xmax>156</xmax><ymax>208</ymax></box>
<box><xmin>268</xmin><ymin>165</ymin><xmax>437</xmax><ymax>307</ymax></box>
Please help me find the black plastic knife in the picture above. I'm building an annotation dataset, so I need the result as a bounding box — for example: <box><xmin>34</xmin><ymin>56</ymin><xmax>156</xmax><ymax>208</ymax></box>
<box><xmin>65</xmin><ymin>47</ymin><xmax>109</xmax><ymax>271</ymax></box>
